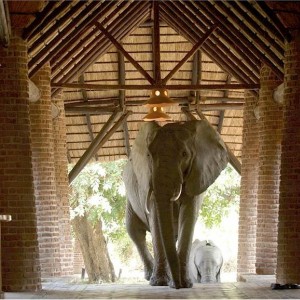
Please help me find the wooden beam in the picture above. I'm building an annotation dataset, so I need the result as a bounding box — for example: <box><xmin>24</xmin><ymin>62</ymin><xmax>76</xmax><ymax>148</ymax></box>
<box><xmin>52</xmin><ymin>82</ymin><xmax>260</xmax><ymax>91</ymax></box>
<box><xmin>218</xmin><ymin>75</ymin><xmax>231</xmax><ymax>133</ymax></box>
<box><xmin>194</xmin><ymin>102</ymin><xmax>244</xmax><ymax>111</ymax></box>
<box><xmin>69</xmin><ymin>109</ymin><xmax>122</xmax><ymax>184</ymax></box>
<box><xmin>191</xmin><ymin>50</ymin><xmax>201</xmax><ymax>105</ymax></box>
<box><xmin>162</xmin><ymin>25</ymin><xmax>217</xmax><ymax>85</ymax></box>
<box><xmin>118</xmin><ymin>50</ymin><xmax>126</xmax><ymax>109</ymax></box>
<box><xmin>198</xmin><ymin>1</ymin><xmax>283</xmax><ymax>79</ymax></box>
<box><xmin>65</xmin><ymin>106</ymin><xmax>117</xmax><ymax>114</ymax></box>
<box><xmin>50</xmin><ymin>1</ymin><xmax>129</xmax><ymax>74</ymax></box>
<box><xmin>160</xmin><ymin>3</ymin><xmax>257</xmax><ymax>85</ymax></box>
<box><xmin>123</xmin><ymin>121</ymin><xmax>131</xmax><ymax>158</ymax></box>
<box><xmin>28</xmin><ymin>1</ymin><xmax>87</xmax><ymax>58</ymax></box>
<box><xmin>181</xmin><ymin>107</ymin><xmax>241</xmax><ymax>175</ymax></box>
<box><xmin>23</xmin><ymin>1</ymin><xmax>66</xmax><ymax>40</ymax></box>
<box><xmin>51</xmin><ymin>3</ymin><xmax>150</xmax><ymax>97</ymax></box>
<box><xmin>256</xmin><ymin>1</ymin><xmax>291</xmax><ymax>42</ymax></box>
<box><xmin>95</xmin><ymin>22</ymin><xmax>155</xmax><ymax>85</ymax></box>
<box><xmin>153</xmin><ymin>1</ymin><xmax>161</xmax><ymax>84</ymax></box>
<box><xmin>184</xmin><ymin>1</ymin><xmax>260</xmax><ymax>77</ymax></box>
<box><xmin>79</xmin><ymin>74</ymin><xmax>97</xmax><ymax>161</ymax></box>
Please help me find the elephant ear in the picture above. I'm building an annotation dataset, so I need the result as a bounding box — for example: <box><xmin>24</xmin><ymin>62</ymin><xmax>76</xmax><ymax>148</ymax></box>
<box><xmin>185</xmin><ymin>120</ymin><xmax>229</xmax><ymax>196</ymax></box>
<box><xmin>131</xmin><ymin>121</ymin><xmax>160</xmax><ymax>198</ymax></box>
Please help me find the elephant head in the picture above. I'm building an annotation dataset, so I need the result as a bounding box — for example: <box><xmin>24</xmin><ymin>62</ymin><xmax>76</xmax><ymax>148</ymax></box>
<box><xmin>189</xmin><ymin>239</ymin><xmax>223</xmax><ymax>283</ymax></box>
<box><xmin>147</xmin><ymin>120</ymin><xmax>228</xmax><ymax>288</ymax></box>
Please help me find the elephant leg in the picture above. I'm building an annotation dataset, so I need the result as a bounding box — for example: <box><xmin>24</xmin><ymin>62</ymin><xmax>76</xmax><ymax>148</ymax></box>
<box><xmin>126</xmin><ymin>201</ymin><xmax>153</xmax><ymax>280</ymax></box>
<box><xmin>177</xmin><ymin>195</ymin><xmax>201</xmax><ymax>288</ymax></box>
<box><xmin>148</xmin><ymin>200</ymin><xmax>169</xmax><ymax>286</ymax></box>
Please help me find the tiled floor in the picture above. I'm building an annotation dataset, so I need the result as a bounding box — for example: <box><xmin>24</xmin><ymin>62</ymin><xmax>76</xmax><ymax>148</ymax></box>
<box><xmin>4</xmin><ymin>275</ymin><xmax>300</xmax><ymax>299</ymax></box>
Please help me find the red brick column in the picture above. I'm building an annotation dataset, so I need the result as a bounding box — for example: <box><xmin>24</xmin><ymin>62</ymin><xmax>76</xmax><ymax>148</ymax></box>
<box><xmin>30</xmin><ymin>64</ymin><xmax>61</xmax><ymax>277</ymax></box>
<box><xmin>276</xmin><ymin>30</ymin><xmax>300</xmax><ymax>284</ymax></box>
<box><xmin>256</xmin><ymin>66</ymin><xmax>282</xmax><ymax>275</ymax></box>
<box><xmin>52</xmin><ymin>93</ymin><xmax>74</xmax><ymax>275</ymax></box>
<box><xmin>0</xmin><ymin>32</ymin><xmax>41</xmax><ymax>291</ymax></box>
<box><xmin>237</xmin><ymin>91</ymin><xmax>259</xmax><ymax>279</ymax></box>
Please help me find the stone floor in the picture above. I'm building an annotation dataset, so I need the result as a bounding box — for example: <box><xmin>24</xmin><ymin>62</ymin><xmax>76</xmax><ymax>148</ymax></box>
<box><xmin>4</xmin><ymin>275</ymin><xmax>300</xmax><ymax>299</ymax></box>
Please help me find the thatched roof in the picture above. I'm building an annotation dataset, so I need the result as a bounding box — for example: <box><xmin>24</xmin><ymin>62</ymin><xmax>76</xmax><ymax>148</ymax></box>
<box><xmin>6</xmin><ymin>1</ymin><xmax>300</xmax><ymax>172</ymax></box>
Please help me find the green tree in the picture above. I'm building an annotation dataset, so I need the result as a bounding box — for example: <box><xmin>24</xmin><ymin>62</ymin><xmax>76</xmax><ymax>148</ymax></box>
<box><xmin>199</xmin><ymin>165</ymin><xmax>240</xmax><ymax>228</ymax></box>
<box><xmin>69</xmin><ymin>160</ymin><xmax>128</xmax><ymax>283</ymax></box>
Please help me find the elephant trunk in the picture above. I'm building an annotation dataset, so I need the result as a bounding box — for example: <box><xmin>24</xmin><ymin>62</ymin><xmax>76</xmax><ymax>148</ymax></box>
<box><xmin>155</xmin><ymin>195</ymin><xmax>181</xmax><ymax>289</ymax></box>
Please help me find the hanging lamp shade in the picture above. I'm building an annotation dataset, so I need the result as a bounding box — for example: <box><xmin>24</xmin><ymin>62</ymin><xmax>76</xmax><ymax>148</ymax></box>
<box><xmin>143</xmin><ymin>106</ymin><xmax>171</xmax><ymax>122</ymax></box>
<box><xmin>144</xmin><ymin>88</ymin><xmax>177</xmax><ymax>107</ymax></box>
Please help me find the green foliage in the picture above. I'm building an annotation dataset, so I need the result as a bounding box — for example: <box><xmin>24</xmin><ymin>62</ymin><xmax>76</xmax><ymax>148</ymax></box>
<box><xmin>69</xmin><ymin>160</ymin><xmax>128</xmax><ymax>243</ymax></box>
<box><xmin>199</xmin><ymin>165</ymin><xmax>240</xmax><ymax>228</ymax></box>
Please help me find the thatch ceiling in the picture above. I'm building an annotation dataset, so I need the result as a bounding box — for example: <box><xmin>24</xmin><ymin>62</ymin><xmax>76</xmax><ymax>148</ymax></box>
<box><xmin>6</xmin><ymin>1</ymin><xmax>300</xmax><ymax>171</ymax></box>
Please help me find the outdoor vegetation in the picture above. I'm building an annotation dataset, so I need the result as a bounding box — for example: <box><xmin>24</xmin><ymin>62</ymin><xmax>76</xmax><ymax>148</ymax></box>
<box><xmin>69</xmin><ymin>160</ymin><xmax>240</xmax><ymax>283</ymax></box>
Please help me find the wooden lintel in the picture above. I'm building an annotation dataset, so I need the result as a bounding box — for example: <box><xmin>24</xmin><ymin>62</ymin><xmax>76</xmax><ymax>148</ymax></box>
<box><xmin>69</xmin><ymin>109</ymin><xmax>123</xmax><ymax>184</ymax></box>
<box><xmin>52</xmin><ymin>82</ymin><xmax>259</xmax><ymax>91</ymax></box>
<box><xmin>162</xmin><ymin>25</ymin><xmax>217</xmax><ymax>85</ymax></box>
<box><xmin>65</xmin><ymin>106</ymin><xmax>118</xmax><ymax>114</ymax></box>
<box><xmin>95</xmin><ymin>22</ymin><xmax>155</xmax><ymax>85</ymax></box>
<box><xmin>192</xmin><ymin>102</ymin><xmax>244</xmax><ymax>111</ymax></box>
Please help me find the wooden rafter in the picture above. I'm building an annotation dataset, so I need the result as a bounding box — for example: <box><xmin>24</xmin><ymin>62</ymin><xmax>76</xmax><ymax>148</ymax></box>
<box><xmin>162</xmin><ymin>25</ymin><xmax>217</xmax><ymax>85</ymax></box>
<box><xmin>51</xmin><ymin>1</ymin><xmax>129</xmax><ymax>74</ymax></box>
<box><xmin>52</xmin><ymin>82</ymin><xmax>260</xmax><ymax>91</ymax></box>
<box><xmin>256</xmin><ymin>1</ymin><xmax>291</xmax><ymax>42</ymax></box>
<box><xmin>95</xmin><ymin>22</ymin><xmax>155</xmax><ymax>85</ymax></box>
<box><xmin>160</xmin><ymin>3</ymin><xmax>258</xmax><ymax>85</ymax></box>
<box><xmin>79</xmin><ymin>74</ymin><xmax>97</xmax><ymax>161</ymax></box>
<box><xmin>153</xmin><ymin>1</ymin><xmax>161</xmax><ymax>85</ymax></box>
<box><xmin>29</xmin><ymin>1</ymin><xmax>102</xmax><ymax>77</ymax></box>
<box><xmin>69</xmin><ymin>109</ymin><xmax>122</xmax><ymax>183</ymax></box>
<box><xmin>197</xmin><ymin>1</ymin><xmax>283</xmax><ymax>79</ymax></box>
<box><xmin>190</xmin><ymin>50</ymin><xmax>201</xmax><ymax>105</ymax></box>
<box><xmin>217</xmin><ymin>75</ymin><xmax>232</xmax><ymax>133</ymax></box>
<box><xmin>214</xmin><ymin>2</ymin><xmax>283</xmax><ymax>70</ymax></box>
<box><xmin>182</xmin><ymin>1</ymin><xmax>260</xmax><ymax>78</ymax></box>
<box><xmin>51</xmin><ymin>2</ymin><xmax>151</xmax><ymax>96</ymax></box>
<box><xmin>22</xmin><ymin>1</ymin><xmax>59</xmax><ymax>40</ymax></box>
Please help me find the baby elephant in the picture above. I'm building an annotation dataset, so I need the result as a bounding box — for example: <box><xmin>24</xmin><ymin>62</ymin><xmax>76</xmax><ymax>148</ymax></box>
<box><xmin>189</xmin><ymin>239</ymin><xmax>223</xmax><ymax>283</ymax></box>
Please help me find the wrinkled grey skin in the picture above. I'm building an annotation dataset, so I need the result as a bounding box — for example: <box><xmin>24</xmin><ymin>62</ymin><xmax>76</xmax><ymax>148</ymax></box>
<box><xmin>189</xmin><ymin>239</ymin><xmax>223</xmax><ymax>283</ymax></box>
<box><xmin>123</xmin><ymin>120</ymin><xmax>228</xmax><ymax>289</ymax></box>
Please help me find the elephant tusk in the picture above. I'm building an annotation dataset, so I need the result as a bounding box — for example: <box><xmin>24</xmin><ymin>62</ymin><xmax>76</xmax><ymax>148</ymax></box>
<box><xmin>170</xmin><ymin>184</ymin><xmax>182</xmax><ymax>201</ymax></box>
<box><xmin>145</xmin><ymin>186</ymin><xmax>152</xmax><ymax>215</ymax></box>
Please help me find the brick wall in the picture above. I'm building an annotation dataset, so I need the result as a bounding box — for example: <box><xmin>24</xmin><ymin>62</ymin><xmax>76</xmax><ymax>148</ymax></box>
<box><xmin>256</xmin><ymin>65</ymin><xmax>282</xmax><ymax>275</ymax></box>
<box><xmin>0</xmin><ymin>32</ymin><xmax>41</xmax><ymax>291</ymax></box>
<box><xmin>276</xmin><ymin>30</ymin><xmax>300</xmax><ymax>284</ymax></box>
<box><xmin>237</xmin><ymin>91</ymin><xmax>259</xmax><ymax>279</ymax></box>
<box><xmin>52</xmin><ymin>93</ymin><xmax>74</xmax><ymax>275</ymax></box>
<box><xmin>30</xmin><ymin>64</ymin><xmax>61</xmax><ymax>277</ymax></box>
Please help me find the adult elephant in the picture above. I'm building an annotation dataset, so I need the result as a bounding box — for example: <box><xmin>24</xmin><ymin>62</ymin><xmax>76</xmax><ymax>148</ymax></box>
<box><xmin>123</xmin><ymin>120</ymin><xmax>228</xmax><ymax>289</ymax></box>
<box><xmin>189</xmin><ymin>239</ymin><xmax>223</xmax><ymax>283</ymax></box>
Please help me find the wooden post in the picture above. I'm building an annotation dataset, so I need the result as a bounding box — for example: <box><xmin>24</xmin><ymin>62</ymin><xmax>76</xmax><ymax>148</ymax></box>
<box><xmin>0</xmin><ymin>215</ymin><xmax>12</xmax><ymax>299</ymax></box>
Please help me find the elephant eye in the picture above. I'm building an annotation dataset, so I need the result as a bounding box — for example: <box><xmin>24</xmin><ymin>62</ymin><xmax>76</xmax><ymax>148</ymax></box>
<box><xmin>182</xmin><ymin>151</ymin><xmax>187</xmax><ymax>157</ymax></box>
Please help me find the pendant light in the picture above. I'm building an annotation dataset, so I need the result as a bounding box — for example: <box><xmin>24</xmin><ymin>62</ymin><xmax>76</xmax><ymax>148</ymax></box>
<box><xmin>143</xmin><ymin>106</ymin><xmax>171</xmax><ymax>121</ymax></box>
<box><xmin>144</xmin><ymin>88</ymin><xmax>176</xmax><ymax>107</ymax></box>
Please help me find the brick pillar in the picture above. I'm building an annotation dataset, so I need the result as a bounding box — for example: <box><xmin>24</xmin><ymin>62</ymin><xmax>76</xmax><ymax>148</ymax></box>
<box><xmin>0</xmin><ymin>32</ymin><xmax>41</xmax><ymax>291</ymax></box>
<box><xmin>237</xmin><ymin>91</ymin><xmax>259</xmax><ymax>280</ymax></box>
<box><xmin>256</xmin><ymin>66</ymin><xmax>282</xmax><ymax>275</ymax></box>
<box><xmin>52</xmin><ymin>93</ymin><xmax>74</xmax><ymax>275</ymax></box>
<box><xmin>276</xmin><ymin>30</ymin><xmax>300</xmax><ymax>284</ymax></box>
<box><xmin>30</xmin><ymin>64</ymin><xmax>61</xmax><ymax>277</ymax></box>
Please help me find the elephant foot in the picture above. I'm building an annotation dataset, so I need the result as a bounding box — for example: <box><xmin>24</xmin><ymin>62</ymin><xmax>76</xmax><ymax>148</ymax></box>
<box><xmin>180</xmin><ymin>277</ymin><xmax>193</xmax><ymax>288</ymax></box>
<box><xmin>168</xmin><ymin>279</ymin><xmax>182</xmax><ymax>289</ymax></box>
<box><xmin>149</xmin><ymin>274</ymin><xmax>169</xmax><ymax>286</ymax></box>
<box><xmin>144</xmin><ymin>268</ymin><xmax>153</xmax><ymax>281</ymax></box>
